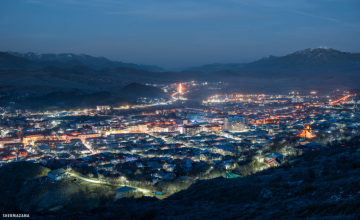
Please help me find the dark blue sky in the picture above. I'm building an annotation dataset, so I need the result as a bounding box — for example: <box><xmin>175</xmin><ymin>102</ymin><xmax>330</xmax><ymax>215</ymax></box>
<box><xmin>1</xmin><ymin>0</ymin><xmax>360</xmax><ymax>69</ymax></box>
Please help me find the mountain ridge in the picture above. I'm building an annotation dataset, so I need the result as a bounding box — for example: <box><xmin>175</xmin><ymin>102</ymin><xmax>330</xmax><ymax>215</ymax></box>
<box><xmin>4</xmin><ymin>47</ymin><xmax>360</xmax><ymax>73</ymax></box>
<box><xmin>1</xmin><ymin>48</ymin><xmax>360</xmax><ymax>101</ymax></box>
<box><xmin>188</xmin><ymin>47</ymin><xmax>360</xmax><ymax>73</ymax></box>
<box><xmin>6</xmin><ymin>51</ymin><xmax>167</xmax><ymax>72</ymax></box>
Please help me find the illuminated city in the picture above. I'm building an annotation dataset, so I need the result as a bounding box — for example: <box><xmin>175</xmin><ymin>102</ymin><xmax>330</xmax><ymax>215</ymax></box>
<box><xmin>1</xmin><ymin>0</ymin><xmax>360</xmax><ymax>218</ymax></box>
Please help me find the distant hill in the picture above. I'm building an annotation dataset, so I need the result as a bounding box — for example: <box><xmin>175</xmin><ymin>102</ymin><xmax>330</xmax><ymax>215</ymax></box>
<box><xmin>0</xmin><ymin>52</ymin><xmax>87</xmax><ymax>70</ymax></box>
<box><xmin>5</xmin><ymin>47</ymin><xmax>360</xmax><ymax>73</ymax></box>
<box><xmin>118</xmin><ymin>83</ymin><xmax>168</xmax><ymax>100</ymax></box>
<box><xmin>0</xmin><ymin>52</ymin><xmax>43</xmax><ymax>70</ymax></box>
<box><xmin>23</xmin><ymin>91</ymin><xmax>135</xmax><ymax>109</ymax></box>
<box><xmin>1</xmin><ymin>48</ymin><xmax>360</xmax><ymax>107</ymax></box>
<box><xmin>37</xmin><ymin>65</ymin><xmax>174</xmax><ymax>79</ymax></box>
<box><xmin>32</xmin><ymin>91</ymin><xmax>111</xmax><ymax>102</ymax></box>
<box><xmin>188</xmin><ymin>47</ymin><xmax>360</xmax><ymax>73</ymax></box>
<box><xmin>6</xmin><ymin>51</ymin><xmax>167</xmax><ymax>72</ymax></box>
<box><xmin>244</xmin><ymin>47</ymin><xmax>360</xmax><ymax>72</ymax></box>
<box><xmin>188</xmin><ymin>63</ymin><xmax>245</xmax><ymax>72</ymax></box>
<box><xmin>41</xmin><ymin>65</ymin><xmax>102</xmax><ymax>75</ymax></box>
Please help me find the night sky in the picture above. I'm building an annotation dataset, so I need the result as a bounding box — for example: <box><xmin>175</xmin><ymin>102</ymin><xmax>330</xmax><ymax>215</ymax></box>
<box><xmin>1</xmin><ymin>0</ymin><xmax>360</xmax><ymax>69</ymax></box>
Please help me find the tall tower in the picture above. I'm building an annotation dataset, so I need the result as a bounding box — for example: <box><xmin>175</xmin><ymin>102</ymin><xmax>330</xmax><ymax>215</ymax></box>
<box><xmin>179</xmin><ymin>83</ymin><xmax>182</xmax><ymax>95</ymax></box>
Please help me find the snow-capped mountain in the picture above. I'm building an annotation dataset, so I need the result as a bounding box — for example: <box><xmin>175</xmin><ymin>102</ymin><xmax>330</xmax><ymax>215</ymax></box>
<box><xmin>286</xmin><ymin>47</ymin><xmax>359</xmax><ymax>62</ymax></box>
<box><xmin>6</xmin><ymin>52</ymin><xmax>166</xmax><ymax>72</ymax></box>
<box><xmin>7</xmin><ymin>52</ymin><xmax>108</xmax><ymax>66</ymax></box>
<box><xmin>187</xmin><ymin>47</ymin><xmax>360</xmax><ymax>73</ymax></box>
<box><xmin>244</xmin><ymin>47</ymin><xmax>360</xmax><ymax>72</ymax></box>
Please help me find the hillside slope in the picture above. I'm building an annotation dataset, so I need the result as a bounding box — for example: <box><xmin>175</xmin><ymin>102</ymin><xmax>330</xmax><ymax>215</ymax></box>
<box><xmin>23</xmin><ymin>144</ymin><xmax>360</xmax><ymax>219</ymax></box>
<box><xmin>0</xmin><ymin>161</ymin><xmax>114</xmax><ymax>213</ymax></box>
<box><xmin>100</xmin><ymin>146</ymin><xmax>360</xmax><ymax>219</ymax></box>
<box><xmin>118</xmin><ymin>83</ymin><xmax>168</xmax><ymax>100</ymax></box>
<box><xmin>0</xmin><ymin>162</ymin><xmax>50</xmax><ymax>212</ymax></box>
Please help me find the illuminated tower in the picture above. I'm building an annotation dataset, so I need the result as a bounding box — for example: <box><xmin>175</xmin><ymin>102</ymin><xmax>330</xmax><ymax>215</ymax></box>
<box><xmin>179</xmin><ymin>83</ymin><xmax>182</xmax><ymax>95</ymax></box>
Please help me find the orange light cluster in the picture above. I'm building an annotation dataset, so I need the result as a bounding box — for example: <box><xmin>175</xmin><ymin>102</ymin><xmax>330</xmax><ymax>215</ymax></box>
<box><xmin>329</xmin><ymin>95</ymin><xmax>351</xmax><ymax>105</ymax></box>
<box><xmin>299</xmin><ymin>124</ymin><xmax>315</xmax><ymax>139</ymax></box>
<box><xmin>251</xmin><ymin>118</ymin><xmax>280</xmax><ymax>125</ymax></box>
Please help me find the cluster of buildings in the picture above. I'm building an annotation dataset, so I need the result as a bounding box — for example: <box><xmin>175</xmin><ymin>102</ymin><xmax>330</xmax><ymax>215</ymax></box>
<box><xmin>0</xmin><ymin>91</ymin><xmax>359</xmax><ymax>192</ymax></box>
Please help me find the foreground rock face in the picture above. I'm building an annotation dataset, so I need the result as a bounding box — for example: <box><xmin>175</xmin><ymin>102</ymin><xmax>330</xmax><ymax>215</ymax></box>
<box><xmin>22</xmin><ymin>146</ymin><xmax>360</xmax><ymax>219</ymax></box>
<box><xmin>16</xmin><ymin>177</ymin><xmax>93</xmax><ymax>212</ymax></box>
<box><xmin>0</xmin><ymin>161</ymin><xmax>113</xmax><ymax>213</ymax></box>
<box><xmin>0</xmin><ymin>162</ymin><xmax>50</xmax><ymax>212</ymax></box>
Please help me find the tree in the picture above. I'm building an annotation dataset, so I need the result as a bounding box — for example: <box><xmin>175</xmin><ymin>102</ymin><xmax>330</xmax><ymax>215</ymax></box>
<box><xmin>16</xmin><ymin>130</ymin><xmax>24</xmax><ymax>152</ymax></box>
<box><xmin>16</xmin><ymin>130</ymin><xmax>24</xmax><ymax>141</ymax></box>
